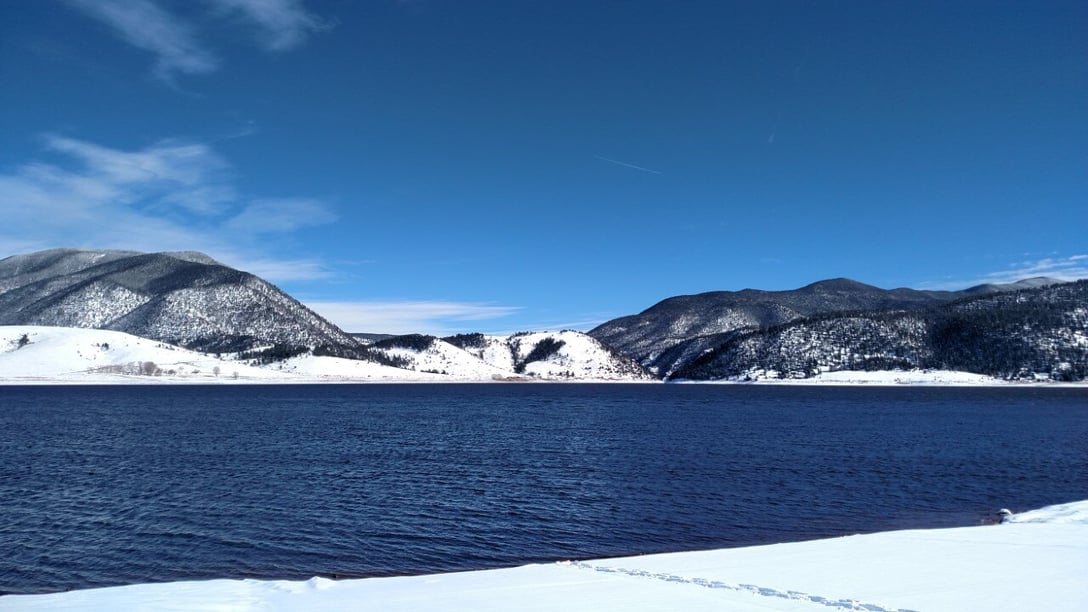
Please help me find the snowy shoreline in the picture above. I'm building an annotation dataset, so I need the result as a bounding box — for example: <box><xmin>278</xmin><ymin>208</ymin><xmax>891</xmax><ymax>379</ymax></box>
<box><xmin>3</xmin><ymin>370</ymin><xmax>1084</xmax><ymax>387</ymax></box>
<box><xmin>3</xmin><ymin>500</ymin><xmax>1085</xmax><ymax>611</ymax></box>
<box><xmin>2</xmin><ymin>326</ymin><xmax>1084</xmax><ymax>386</ymax></box>
<box><xmin>3</xmin><ymin>372</ymin><xmax>1086</xmax><ymax>387</ymax></box>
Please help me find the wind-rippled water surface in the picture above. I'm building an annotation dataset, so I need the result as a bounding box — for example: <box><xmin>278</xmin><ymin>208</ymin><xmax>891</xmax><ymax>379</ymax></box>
<box><xmin>1</xmin><ymin>383</ymin><xmax>1086</xmax><ymax>594</ymax></box>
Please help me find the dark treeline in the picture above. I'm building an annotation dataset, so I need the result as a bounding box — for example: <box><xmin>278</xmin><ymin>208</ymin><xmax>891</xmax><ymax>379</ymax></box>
<box><xmin>671</xmin><ymin>280</ymin><xmax>1088</xmax><ymax>381</ymax></box>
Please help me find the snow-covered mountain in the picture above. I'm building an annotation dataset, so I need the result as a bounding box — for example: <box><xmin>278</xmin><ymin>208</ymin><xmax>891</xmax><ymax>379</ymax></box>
<box><xmin>0</xmin><ymin>249</ymin><xmax>360</xmax><ymax>353</ymax></box>
<box><xmin>0</xmin><ymin>249</ymin><xmax>653</xmax><ymax>382</ymax></box>
<box><xmin>590</xmin><ymin>276</ymin><xmax>1070</xmax><ymax>377</ymax></box>
<box><xmin>369</xmin><ymin>331</ymin><xmax>654</xmax><ymax>381</ymax></box>
<box><xmin>670</xmin><ymin>280</ymin><xmax>1088</xmax><ymax>382</ymax></box>
<box><xmin>6</xmin><ymin>248</ymin><xmax>1075</xmax><ymax>384</ymax></box>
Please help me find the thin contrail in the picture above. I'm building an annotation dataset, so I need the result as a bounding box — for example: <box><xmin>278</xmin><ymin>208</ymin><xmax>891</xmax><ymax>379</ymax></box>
<box><xmin>595</xmin><ymin>155</ymin><xmax>662</xmax><ymax>174</ymax></box>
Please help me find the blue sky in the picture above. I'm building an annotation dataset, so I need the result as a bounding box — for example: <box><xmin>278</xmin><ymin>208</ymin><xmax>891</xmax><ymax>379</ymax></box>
<box><xmin>1</xmin><ymin>1</ymin><xmax>1085</xmax><ymax>334</ymax></box>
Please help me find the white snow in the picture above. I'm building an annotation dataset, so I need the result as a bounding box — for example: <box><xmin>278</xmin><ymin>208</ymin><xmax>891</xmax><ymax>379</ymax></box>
<box><xmin>697</xmin><ymin>368</ymin><xmax>1085</xmax><ymax>386</ymax></box>
<box><xmin>3</xmin><ymin>499</ymin><xmax>1085</xmax><ymax>611</ymax></box>
<box><xmin>343</xmin><ymin>331</ymin><xmax>652</xmax><ymax>382</ymax></box>
<box><xmin>509</xmin><ymin>330</ymin><xmax>652</xmax><ymax>380</ymax></box>
<box><xmin>274</xmin><ymin>353</ymin><xmax>453</xmax><ymax>382</ymax></box>
<box><xmin>783</xmin><ymin>369</ymin><xmax>1010</xmax><ymax>385</ymax></box>
<box><xmin>0</xmin><ymin>326</ymin><xmax>291</xmax><ymax>384</ymax></box>
<box><xmin>375</xmin><ymin>339</ymin><xmax>518</xmax><ymax>380</ymax></box>
<box><xmin>1</xmin><ymin>326</ymin><xmax>1082</xmax><ymax>386</ymax></box>
<box><xmin>0</xmin><ymin>326</ymin><xmax>651</xmax><ymax>384</ymax></box>
<box><xmin>457</xmin><ymin>334</ymin><xmax>519</xmax><ymax>372</ymax></box>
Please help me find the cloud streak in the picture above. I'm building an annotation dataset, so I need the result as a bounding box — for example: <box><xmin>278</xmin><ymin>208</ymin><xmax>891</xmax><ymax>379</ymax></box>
<box><xmin>921</xmin><ymin>255</ymin><xmax>1088</xmax><ymax>290</ymax></box>
<box><xmin>594</xmin><ymin>155</ymin><xmax>662</xmax><ymax>175</ymax></box>
<box><xmin>67</xmin><ymin>0</ymin><xmax>218</xmax><ymax>81</ymax></box>
<box><xmin>216</xmin><ymin>0</ymin><xmax>330</xmax><ymax>51</ymax></box>
<box><xmin>0</xmin><ymin>134</ymin><xmax>337</xmax><ymax>283</ymax></box>
<box><xmin>304</xmin><ymin>301</ymin><xmax>523</xmax><ymax>336</ymax></box>
<box><xmin>66</xmin><ymin>0</ymin><xmax>328</xmax><ymax>81</ymax></box>
<box><xmin>227</xmin><ymin>198</ymin><xmax>337</xmax><ymax>233</ymax></box>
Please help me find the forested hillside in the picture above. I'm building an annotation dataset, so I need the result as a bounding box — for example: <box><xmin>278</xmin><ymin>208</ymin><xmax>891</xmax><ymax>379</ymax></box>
<box><xmin>670</xmin><ymin>281</ymin><xmax>1088</xmax><ymax>381</ymax></box>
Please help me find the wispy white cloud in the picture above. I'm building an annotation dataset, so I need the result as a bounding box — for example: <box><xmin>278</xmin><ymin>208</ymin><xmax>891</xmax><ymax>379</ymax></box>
<box><xmin>215</xmin><ymin>0</ymin><xmax>330</xmax><ymax>51</ymax></box>
<box><xmin>595</xmin><ymin>155</ymin><xmax>662</xmax><ymax>175</ymax></box>
<box><xmin>227</xmin><ymin>198</ymin><xmax>337</xmax><ymax>233</ymax></box>
<box><xmin>42</xmin><ymin>134</ymin><xmax>235</xmax><ymax>214</ymax></box>
<box><xmin>236</xmin><ymin>258</ymin><xmax>332</xmax><ymax>282</ymax></box>
<box><xmin>304</xmin><ymin>301</ymin><xmax>523</xmax><ymax>335</ymax></box>
<box><xmin>0</xmin><ymin>134</ymin><xmax>336</xmax><ymax>282</ymax></box>
<box><xmin>67</xmin><ymin>0</ymin><xmax>218</xmax><ymax>81</ymax></box>
<box><xmin>921</xmin><ymin>255</ymin><xmax>1088</xmax><ymax>290</ymax></box>
<box><xmin>65</xmin><ymin>0</ymin><xmax>328</xmax><ymax>81</ymax></box>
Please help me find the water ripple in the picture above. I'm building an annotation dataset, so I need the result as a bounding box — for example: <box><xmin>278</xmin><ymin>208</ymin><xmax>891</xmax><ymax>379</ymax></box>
<box><xmin>1</xmin><ymin>384</ymin><xmax>1085</xmax><ymax>594</ymax></box>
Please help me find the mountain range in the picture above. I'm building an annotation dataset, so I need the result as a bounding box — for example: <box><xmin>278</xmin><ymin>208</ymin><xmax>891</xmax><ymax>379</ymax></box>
<box><xmin>0</xmin><ymin>249</ymin><xmax>648</xmax><ymax>381</ymax></box>
<box><xmin>589</xmin><ymin>278</ymin><xmax>1086</xmax><ymax>381</ymax></box>
<box><xmin>1</xmin><ymin>248</ymin><xmax>1084</xmax><ymax>383</ymax></box>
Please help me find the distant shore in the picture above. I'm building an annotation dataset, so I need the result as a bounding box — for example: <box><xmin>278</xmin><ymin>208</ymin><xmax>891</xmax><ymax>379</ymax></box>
<box><xmin>2</xmin><ymin>370</ymin><xmax>1086</xmax><ymax>386</ymax></box>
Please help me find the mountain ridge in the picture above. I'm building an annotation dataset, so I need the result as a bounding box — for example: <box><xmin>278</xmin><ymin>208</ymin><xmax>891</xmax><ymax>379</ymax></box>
<box><xmin>669</xmin><ymin>279</ymin><xmax>1087</xmax><ymax>382</ymax></box>
<box><xmin>589</xmin><ymin>276</ymin><xmax>1069</xmax><ymax>377</ymax></box>
<box><xmin>0</xmin><ymin>248</ymin><xmax>651</xmax><ymax>381</ymax></box>
<box><xmin>0</xmin><ymin>249</ymin><xmax>360</xmax><ymax>353</ymax></box>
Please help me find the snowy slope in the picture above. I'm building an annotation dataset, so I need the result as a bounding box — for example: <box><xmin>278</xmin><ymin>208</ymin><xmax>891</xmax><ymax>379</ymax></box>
<box><xmin>592</xmin><ymin>277</ymin><xmax>1084</xmax><ymax>381</ymax></box>
<box><xmin>0</xmin><ymin>249</ymin><xmax>360</xmax><ymax>353</ymax></box>
<box><xmin>450</xmin><ymin>334</ymin><xmax>519</xmax><ymax>372</ymax></box>
<box><xmin>508</xmin><ymin>331</ymin><xmax>654</xmax><ymax>380</ymax></box>
<box><xmin>0</xmin><ymin>326</ymin><xmax>651</xmax><ymax>383</ymax></box>
<box><xmin>371</xmin><ymin>331</ymin><xmax>653</xmax><ymax>381</ymax></box>
<box><xmin>4</xmin><ymin>499</ymin><xmax>1084</xmax><ymax>611</ymax></box>
<box><xmin>0</xmin><ymin>326</ymin><xmax>292</xmax><ymax>383</ymax></box>
<box><xmin>271</xmin><ymin>353</ymin><xmax>450</xmax><ymax>382</ymax></box>
<box><xmin>4</xmin><ymin>326</ymin><xmax>1080</xmax><ymax>386</ymax></box>
<box><xmin>371</xmin><ymin>335</ymin><xmax>518</xmax><ymax>379</ymax></box>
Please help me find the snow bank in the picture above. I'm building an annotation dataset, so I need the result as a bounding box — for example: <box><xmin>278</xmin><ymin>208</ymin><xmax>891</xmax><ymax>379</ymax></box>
<box><xmin>697</xmin><ymin>369</ymin><xmax>1082</xmax><ymax>386</ymax></box>
<box><xmin>3</xmin><ymin>500</ymin><xmax>1085</xmax><ymax>611</ymax></box>
<box><xmin>0</xmin><ymin>326</ymin><xmax>654</xmax><ymax>384</ymax></box>
<box><xmin>1005</xmin><ymin>499</ymin><xmax>1088</xmax><ymax>524</ymax></box>
<box><xmin>796</xmin><ymin>369</ymin><xmax>1007</xmax><ymax>385</ymax></box>
<box><xmin>274</xmin><ymin>353</ymin><xmax>452</xmax><ymax>382</ymax></box>
<box><xmin>0</xmin><ymin>326</ymin><xmax>291</xmax><ymax>384</ymax></box>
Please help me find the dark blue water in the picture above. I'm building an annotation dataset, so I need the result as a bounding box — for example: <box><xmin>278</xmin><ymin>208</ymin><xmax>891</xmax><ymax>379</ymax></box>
<box><xmin>1</xmin><ymin>384</ymin><xmax>1086</xmax><ymax>595</ymax></box>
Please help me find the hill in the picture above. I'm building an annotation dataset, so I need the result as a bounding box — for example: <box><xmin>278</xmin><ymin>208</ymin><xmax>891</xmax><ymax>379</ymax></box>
<box><xmin>589</xmin><ymin>276</ymin><xmax>1070</xmax><ymax>378</ymax></box>
<box><xmin>368</xmin><ymin>330</ymin><xmax>653</xmax><ymax>381</ymax></box>
<box><xmin>0</xmin><ymin>325</ymin><xmax>290</xmax><ymax>383</ymax></box>
<box><xmin>0</xmin><ymin>249</ymin><xmax>360</xmax><ymax>354</ymax></box>
<box><xmin>669</xmin><ymin>280</ymin><xmax>1088</xmax><ymax>382</ymax></box>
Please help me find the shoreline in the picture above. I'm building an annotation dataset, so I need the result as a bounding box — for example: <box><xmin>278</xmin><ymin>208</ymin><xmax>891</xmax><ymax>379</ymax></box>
<box><xmin>2</xmin><ymin>373</ymin><xmax>1085</xmax><ymax>387</ymax></box>
<box><xmin>4</xmin><ymin>326</ymin><xmax>1084</xmax><ymax>387</ymax></box>
<box><xmin>3</xmin><ymin>500</ymin><xmax>1085</xmax><ymax>611</ymax></box>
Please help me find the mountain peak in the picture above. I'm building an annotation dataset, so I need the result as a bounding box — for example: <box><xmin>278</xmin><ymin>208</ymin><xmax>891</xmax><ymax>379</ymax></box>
<box><xmin>0</xmin><ymin>248</ymin><xmax>358</xmax><ymax>354</ymax></box>
<box><xmin>799</xmin><ymin>278</ymin><xmax>880</xmax><ymax>293</ymax></box>
<box><xmin>163</xmin><ymin>251</ymin><xmax>222</xmax><ymax>266</ymax></box>
<box><xmin>964</xmin><ymin>276</ymin><xmax>1065</xmax><ymax>294</ymax></box>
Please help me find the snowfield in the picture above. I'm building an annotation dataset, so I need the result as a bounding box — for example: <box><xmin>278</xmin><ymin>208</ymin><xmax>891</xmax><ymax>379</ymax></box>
<box><xmin>0</xmin><ymin>326</ymin><xmax>1082</xmax><ymax>386</ymax></box>
<box><xmin>0</xmin><ymin>326</ymin><xmax>290</xmax><ymax>384</ymax></box>
<box><xmin>3</xmin><ymin>500</ymin><xmax>1085</xmax><ymax>611</ymax></box>
<box><xmin>273</xmin><ymin>353</ymin><xmax>453</xmax><ymax>382</ymax></box>
<box><xmin>371</xmin><ymin>338</ymin><xmax>518</xmax><ymax>380</ymax></box>
<box><xmin>0</xmin><ymin>326</ymin><xmax>657</xmax><ymax>384</ymax></box>
<box><xmin>712</xmin><ymin>368</ymin><xmax>1024</xmax><ymax>386</ymax></box>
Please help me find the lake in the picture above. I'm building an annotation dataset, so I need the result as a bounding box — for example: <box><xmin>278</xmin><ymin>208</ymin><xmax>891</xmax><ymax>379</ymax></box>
<box><xmin>1</xmin><ymin>383</ymin><xmax>1086</xmax><ymax>595</ymax></box>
